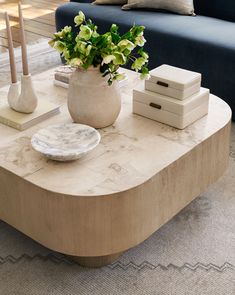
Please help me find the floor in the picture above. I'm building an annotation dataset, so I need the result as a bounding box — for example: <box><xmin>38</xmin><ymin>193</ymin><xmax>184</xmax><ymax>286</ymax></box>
<box><xmin>0</xmin><ymin>0</ymin><xmax>68</xmax><ymax>53</ymax></box>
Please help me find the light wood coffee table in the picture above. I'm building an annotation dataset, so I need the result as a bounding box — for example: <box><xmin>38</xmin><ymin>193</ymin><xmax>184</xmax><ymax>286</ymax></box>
<box><xmin>0</xmin><ymin>68</ymin><xmax>231</xmax><ymax>267</ymax></box>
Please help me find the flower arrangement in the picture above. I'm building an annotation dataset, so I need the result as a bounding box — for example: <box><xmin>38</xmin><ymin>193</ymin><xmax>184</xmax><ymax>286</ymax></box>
<box><xmin>49</xmin><ymin>11</ymin><xmax>149</xmax><ymax>85</ymax></box>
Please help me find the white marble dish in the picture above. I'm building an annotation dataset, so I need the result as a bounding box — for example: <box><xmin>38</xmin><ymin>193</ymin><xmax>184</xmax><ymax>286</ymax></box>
<box><xmin>31</xmin><ymin>123</ymin><xmax>101</xmax><ymax>161</ymax></box>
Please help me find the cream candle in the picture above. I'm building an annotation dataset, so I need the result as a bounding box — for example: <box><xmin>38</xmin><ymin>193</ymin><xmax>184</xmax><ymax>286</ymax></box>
<box><xmin>5</xmin><ymin>12</ymin><xmax>17</xmax><ymax>84</ymax></box>
<box><xmin>18</xmin><ymin>2</ymin><xmax>29</xmax><ymax>76</ymax></box>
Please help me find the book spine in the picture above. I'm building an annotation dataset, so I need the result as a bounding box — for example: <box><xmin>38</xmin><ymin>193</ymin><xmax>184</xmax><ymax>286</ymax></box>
<box><xmin>54</xmin><ymin>73</ymin><xmax>70</xmax><ymax>84</ymax></box>
<box><xmin>54</xmin><ymin>80</ymin><xmax>69</xmax><ymax>89</ymax></box>
<box><xmin>0</xmin><ymin>117</ymin><xmax>22</xmax><ymax>130</ymax></box>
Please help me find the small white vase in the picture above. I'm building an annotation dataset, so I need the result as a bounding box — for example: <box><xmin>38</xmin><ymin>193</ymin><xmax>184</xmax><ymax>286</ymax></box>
<box><xmin>8</xmin><ymin>74</ymin><xmax>38</xmax><ymax>114</ymax></box>
<box><xmin>68</xmin><ymin>67</ymin><xmax>121</xmax><ymax>129</ymax></box>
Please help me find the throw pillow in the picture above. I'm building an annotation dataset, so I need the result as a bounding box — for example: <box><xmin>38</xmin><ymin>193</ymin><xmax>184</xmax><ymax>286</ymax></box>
<box><xmin>93</xmin><ymin>0</ymin><xmax>127</xmax><ymax>5</ymax></box>
<box><xmin>122</xmin><ymin>0</ymin><xmax>195</xmax><ymax>15</ymax></box>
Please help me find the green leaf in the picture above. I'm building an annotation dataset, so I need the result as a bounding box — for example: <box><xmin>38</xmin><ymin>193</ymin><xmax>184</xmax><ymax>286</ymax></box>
<box><xmin>141</xmin><ymin>66</ymin><xmax>149</xmax><ymax>74</ymax></box>
<box><xmin>102</xmin><ymin>70</ymin><xmax>111</xmax><ymax>77</ymax></box>
<box><xmin>111</xmin><ymin>32</ymin><xmax>121</xmax><ymax>44</ymax></box>
<box><xmin>108</xmin><ymin>78</ymin><xmax>112</xmax><ymax>86</ymax></box>
<box><xmin>110</xmin><ymin>24</ymin><xmax>119</xmax><ymax>33</ymax></box>
<box><xmin>100</xmin><ymin>63</ymin><xmax>109</xmax><ymax>73</ymax></box>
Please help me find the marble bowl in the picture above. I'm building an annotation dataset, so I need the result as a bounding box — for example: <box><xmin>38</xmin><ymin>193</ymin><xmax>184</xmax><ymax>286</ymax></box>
<box><xmin>31</xmin><ymin>123</ymin><xmax>101</xmax><ymax>161</ymax></box>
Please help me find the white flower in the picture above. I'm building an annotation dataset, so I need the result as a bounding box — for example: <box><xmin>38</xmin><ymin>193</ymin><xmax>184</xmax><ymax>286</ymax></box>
<box><xmin>86</xmin><ymin>44</ymin><xmax>92</xmax><ymax>56</ymax></box>
<box><xmin>118</xmin><ymin>39</ymin><xmax>135</xmax><ymax>51</ymax></box>
<box><xmin>115</xmin><ymin>73</ymin><xmax>126</xmax><ymax>81</ymax></box>
<box><xmin>63</xmin><ymin>26</ymin><xmax>72</xmax><ymax>34</ymax></box>
<box><xmin>141</xmin><ymin>51</ymin><xmax>149</xmax><ymax>60</ymax></box>
<box><xmin>75</xmin><ymin>41</ymin><xmax>92</xmax><ymax>56</ymax></box>
<box><xmin>48</xmin><ymin>39</ymin><xmax>55</xmax><ymax>48</ymax></box>
<box><xmin>113</xmin><ymin>52</ymin><xmax>126</xmax><ymax>65</ymax></box>
<box><xmin>140</xmin><ymin>73</ymin><xmax>150</xmax><ymax>80</ymax></box>
<box><xmin>74</xmin><ymin>11</ymin><xmax>85</xmax><ymax>26</ymax></box>
<box><xmin>135</xmin><ymin>35</ymin><xmax>146</xmax><ymax>47</ymax></box>
<box><xmin>102</xmin><ymin>55</ymin><xmax>116</xmax><ymax>65</ymax></box>
<box><xmin>131</xmin><ymin>57</ymin><xmax>146</xmax><ymax>71</ymax></box>
<box><xmin>78</xmin><ymin>25</ymin><xmax>92</xmax><ymax>40</ymax></box>
<box><xmin>54</xmin><ymin>26</ymin><xmax>71</xmax><ymax>39</ymax></box>
<box><xmin>92</xmin><ymin>30</ymin><xmax>99</xmax><ymax>38</ymax></box>
<box><xmin>54</xmin><ymin>41</ymin><xmax>66</xmax><ymax>53</ymax></box>
<box><xmin>63</xmin><ymin>48</ymin><xmax>70</xmax><ymax>59</ymax></box>
<box><xmin>69</xmin><ymin>58</ymin><xmax>82</xmax><ymax>67</ymax></box>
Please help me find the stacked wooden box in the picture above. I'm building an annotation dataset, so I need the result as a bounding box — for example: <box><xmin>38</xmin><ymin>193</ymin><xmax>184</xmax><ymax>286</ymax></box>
<box><xmin>133</xmin><ymin>65</ymin><xmax>210</xmax><ymax>129</ymax></box>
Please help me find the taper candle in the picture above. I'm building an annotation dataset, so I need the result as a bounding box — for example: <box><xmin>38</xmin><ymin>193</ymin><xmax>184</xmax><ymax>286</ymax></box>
<box><xmin>5</xmin><ymin>12</ymin><xmax>17</xmax><ymax>84</ymax></box>
<box><xmin>18</xmin><ymin>2</ymin><xmax>29</xmax><ymax>76</ymax></box>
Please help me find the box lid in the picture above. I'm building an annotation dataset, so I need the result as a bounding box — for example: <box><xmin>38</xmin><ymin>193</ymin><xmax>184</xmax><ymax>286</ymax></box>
<box><xmin>133</xmin><ymin>86</ymin><xmax>209</xmax><ymax>116</ymax></box>
<box><xmin>149</xmin><ymin>65</ymin><xmax>201</xmax><ymax>91</ymax></box>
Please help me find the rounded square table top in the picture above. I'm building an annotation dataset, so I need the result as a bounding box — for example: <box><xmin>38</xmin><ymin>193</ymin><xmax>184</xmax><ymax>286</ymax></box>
<box><xmin>0</xmin><ymin>68</ymin><xmax>231</xmax><ymax>197</ymax></box>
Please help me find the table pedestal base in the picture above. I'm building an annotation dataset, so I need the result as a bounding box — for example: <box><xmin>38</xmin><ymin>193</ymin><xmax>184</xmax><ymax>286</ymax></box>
<box><xmin>70</xmin><ymin>252</ymin><xmax>123</xmax><ymax>268</ymax></box>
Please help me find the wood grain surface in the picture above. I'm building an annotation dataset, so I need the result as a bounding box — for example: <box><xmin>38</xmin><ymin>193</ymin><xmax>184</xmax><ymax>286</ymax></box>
<box><xmin>0</xmin><ymin>0</ymin><xmax>68</xmax><ymax>53</ymax></box>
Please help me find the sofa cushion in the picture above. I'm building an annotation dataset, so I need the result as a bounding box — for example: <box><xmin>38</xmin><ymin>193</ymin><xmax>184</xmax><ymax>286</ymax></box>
<box><xmin>194</xmin><ymin>0</ymin><xmax>235</xmax><ymax>22</ymax></box>
<box><xmin>70</xmin><ymin>0</ymin><xmax>92</xmax><ymax>3</ymax></box>
<box><xmin>94</xmin><ymin>0</ymin><xmax>127</xmax><ymax>5</ymax></box>
<box><xmin>122</xmin><ymin>0</ymin><xmax>195</xmax><ymax>15</ymax></box>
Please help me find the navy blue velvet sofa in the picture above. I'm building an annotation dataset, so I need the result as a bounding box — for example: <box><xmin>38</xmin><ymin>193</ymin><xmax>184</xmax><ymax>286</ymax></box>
<box><xmin>56</xmin><ymin>0</ymin><xmax>235</xmax><ymax>119</ymax></box>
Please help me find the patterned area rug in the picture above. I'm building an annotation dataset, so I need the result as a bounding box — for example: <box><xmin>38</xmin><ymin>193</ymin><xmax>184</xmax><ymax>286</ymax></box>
<box><xmin>0</xmin><ymin>39</ymin><xmax>61</xmax><ymax>88</ymax></box>
<box><xmin>0</xmin><ymin>41</ymin><xmax>234</xmax><ymax>294</ymax></box>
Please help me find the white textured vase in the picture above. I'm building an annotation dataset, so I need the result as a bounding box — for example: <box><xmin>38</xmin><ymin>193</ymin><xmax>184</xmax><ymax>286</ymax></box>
<box><xmin>68</xmin><ymin>67</ymin><xmax>122</xmax><ymax>129</ymax></box>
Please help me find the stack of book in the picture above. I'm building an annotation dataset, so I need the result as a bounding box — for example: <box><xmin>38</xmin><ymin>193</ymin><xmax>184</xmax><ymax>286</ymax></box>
<box><xmin>54</xmin><ymin>66</ymin><xmax>75</xmax><ymax>89</ymax></box>
<box><xmin>0</xmin><ymin>100</ymin><xmax>60</xmax><ymax>131</ymax></box>
<box><xmin>54</xmin><ymin>66</ymin><xmax>128</xmax><ymax>89</ymax></box>
<box><xmin>133</xmin><ymin>64</ymin><xmax>210</xmax><ymax>129</ymax></box>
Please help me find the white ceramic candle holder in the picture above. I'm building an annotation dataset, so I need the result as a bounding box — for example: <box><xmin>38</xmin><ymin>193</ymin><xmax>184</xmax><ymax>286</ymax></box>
<box><xmin>8</xmin><ymin>74</ymin><xmax>38</xmax><ymax>114</ymax></box>
<box><xmin>7</xmin><ymin>82</ymin><xmax>20</xmax><ymax>110</ymax></box>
